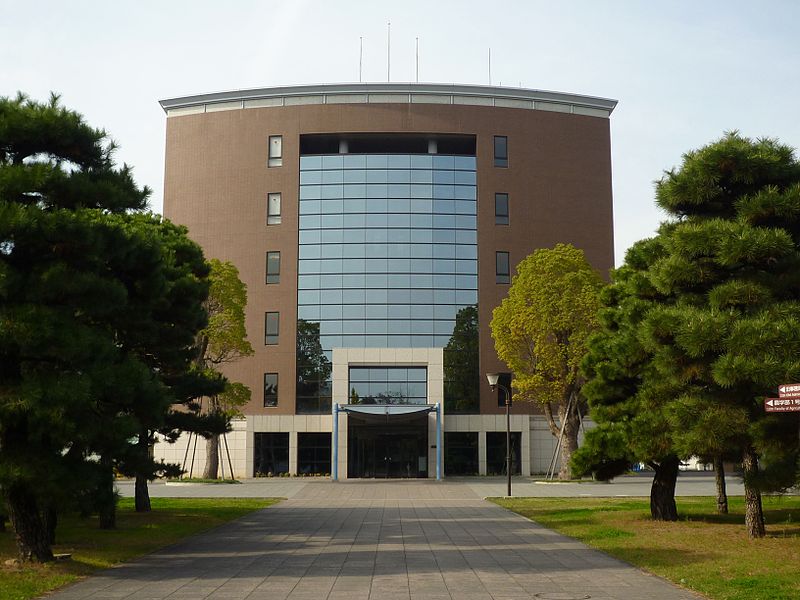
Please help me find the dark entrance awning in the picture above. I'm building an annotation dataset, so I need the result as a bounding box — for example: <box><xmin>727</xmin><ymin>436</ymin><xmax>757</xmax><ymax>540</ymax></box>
<box><xmin>340</xmin><ymin>404</ymin><xmax>436</xmax><ymax>425</ymax></box>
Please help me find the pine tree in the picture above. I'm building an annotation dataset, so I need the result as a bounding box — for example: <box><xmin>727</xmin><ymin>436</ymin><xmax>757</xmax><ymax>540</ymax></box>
<box><xmin>0</xmin><ymin>94</ymin><xmax>220</xmax><ymax>557</ymax></box>
<box><xmin>579</xmin><ymin>133</ymin><xmax>800</xmax><ymax>535</ymax></box>
<box><xmin>646</xmin><ymin>132</ymin><xmax>800</xmax><ymax>537</ymax></box>
<box><xmin>0</xmin><ymin>93</ymin><xmax>148</xmax><ymax>558</ymax></box>
<box><xmin>574</xmin><ymin>236</ymin><xmax>684</xmax><ymax>520</ymax></box>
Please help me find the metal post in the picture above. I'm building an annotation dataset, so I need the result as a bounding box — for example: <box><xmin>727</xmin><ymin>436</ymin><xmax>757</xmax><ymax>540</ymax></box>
<box><xmin>332</xmin><ymin>403</ymin><xmax>339</xmax><ymax>481</ymax></box>
<box><xmin>436</xmin><ymin>403</ymin><xmax>442</xmax><ymax>481</ymax></box>
<box><xmin>487</xmin><ymin>374</ymin><xmax>511</xmax><ymax>496</ymax></box>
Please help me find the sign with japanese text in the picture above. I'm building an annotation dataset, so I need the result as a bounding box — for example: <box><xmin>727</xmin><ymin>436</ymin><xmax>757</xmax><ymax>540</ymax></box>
<box><xmin>765</xmin><ymin>397</ymin><xmax>800</xmax><ymax>412</ymax></box>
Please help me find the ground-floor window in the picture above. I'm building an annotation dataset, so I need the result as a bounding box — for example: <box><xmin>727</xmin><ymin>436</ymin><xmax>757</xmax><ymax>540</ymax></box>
<box><xmin>486</xmin><ymin>431</ymin><xmax>521</xmax><ymax>475</ymax></box>
<box><xmin>254</xmin><ymin>432</ymin><xmax>289</xmax><ymax>476</ymax></box>
<box><xmin>298</xmin><ymin>432</ymin><xmax>331</xmax><ymax>475</ymax></box>
<box><xmin>444</xmin><ymin>432</ymin><xmax>478</xmax><ymax>475</ymax></box>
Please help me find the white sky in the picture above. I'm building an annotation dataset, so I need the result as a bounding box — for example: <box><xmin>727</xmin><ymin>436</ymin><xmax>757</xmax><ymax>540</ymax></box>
<box><xmin>2</xmin><ymin>1</ymin><xmax>799</xmax><ymax>266</ymax></box>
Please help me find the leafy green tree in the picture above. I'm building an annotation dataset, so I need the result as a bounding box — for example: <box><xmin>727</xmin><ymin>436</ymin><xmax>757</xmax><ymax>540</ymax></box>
<box><xmin>491</xmin><ymin>244</ymin><xmax>604</xmax><ymax>479</ymax></box>
<box><xmin>194</xmin><ymin>259</ymin><xmax>254</xmax><ymax>480</ymax></box>
<box><xmin>573</xmin><ymin>236</ymin><xmax>684</xmax><ymax>520</ymax></box>
<box><xmin>444</xmin><ymin>305</ymin><xmax>479</xmax><ymax>413</ymax></box>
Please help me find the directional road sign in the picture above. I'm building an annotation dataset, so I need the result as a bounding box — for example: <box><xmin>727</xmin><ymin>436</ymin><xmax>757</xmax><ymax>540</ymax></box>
<box><xmin>777</xmin><ymin>383</ymin><xmax>800</xmax><ymax>398</ymax></box>
<box><xmin>765</xmin><ymin>397</ymin><xmax>800</xmax><ymax>412</ymax></box>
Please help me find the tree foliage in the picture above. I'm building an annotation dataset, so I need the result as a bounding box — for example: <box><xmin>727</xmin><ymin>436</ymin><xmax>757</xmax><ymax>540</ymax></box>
<box><xmin>0</xmin><ymin>93</ymin><xmax>216</xmax><ymax>559</ymax></box>
<box><xmin>194</xmin><ymin>259</ymin><xmax>253</xmax><ymax>479</ymax></box>
<box><xmin>573</xmin><ymin>236</ymin><xmax>684</xmax><ymax>520</ymax></box>
<box><xmin>491</xmin><ymin>244</ymin><xmax>604</xmax><ymax>479</ymax></box>
<box><xmin>444</xmin><ymin>304</ymin><xmax>479</xmax><ymax>413</ymax></box>
<box><xmin>578</xmin><ymin>133</ymin><xmax>800</xmax><ymax>536</ymax></box>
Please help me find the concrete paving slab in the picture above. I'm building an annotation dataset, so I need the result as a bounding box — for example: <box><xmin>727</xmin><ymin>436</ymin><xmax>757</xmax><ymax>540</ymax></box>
<box><xmin>49</xmin><ymin>480</ymin><xmax>704</xmax><ymax>599</ymax></box>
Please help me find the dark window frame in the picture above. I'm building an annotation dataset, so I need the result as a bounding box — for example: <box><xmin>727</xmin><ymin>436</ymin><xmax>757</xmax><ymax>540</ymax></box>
<box><xmin>266</xmin><ymin>251</ymin><xmax>281</xmax><ymax>284</ymax></box>
<box><xmin>496</xmin><ymin>251</ymin><xmax>510</xmax><ymax>284</ymax></box>
<box><xmin>494</xmin><ymin>136</ymin><xmax>508</xmax><ymax>167</ymax></box>
<box><xmin>264</xmin><ymin>373</ymin><xmax>278</xmax><ymax>407</ymax></box>
<box><xmin>265</xmin><ymin>312</ymin><xmax>280</xmax><ymax>345</ymax></box>
<box><xmin>495</xmin><ymin>193</ymin><xmax>509</xmax><ymax>225</ymax></box>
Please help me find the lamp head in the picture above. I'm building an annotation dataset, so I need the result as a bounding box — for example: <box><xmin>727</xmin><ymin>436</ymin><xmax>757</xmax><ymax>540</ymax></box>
<box><xmin>486</xmin><ymin>372</ymin><xmax>500</xmax><ymax>390</ymax></box>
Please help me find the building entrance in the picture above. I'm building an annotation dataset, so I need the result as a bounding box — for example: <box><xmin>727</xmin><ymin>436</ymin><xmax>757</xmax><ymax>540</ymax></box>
<box><xmin>347</xmin><ymin>414</ymin><xmax>428</xmax><ymax>478</ymax></box>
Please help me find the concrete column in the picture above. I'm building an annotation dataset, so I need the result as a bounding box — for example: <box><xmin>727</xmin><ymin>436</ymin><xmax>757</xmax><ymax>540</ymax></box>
<box><xmin>478</xmin><ymin>430</ymin><xmax>487</xmax><ymax>475</ymax></box>
<box><xmin>332</xmin><ymin>403</ymin><xmax>339</xmax><ymax>481</ymax></box>
<box><xmin>339</xmin><ymin>139</ymin><xmax>349</xmax><ymax>154</ymax></box>
<box><xmin>427</xmin><ymin>139</ymin><xmax>437</xmax><ymax>154</ymax></box>
<box><xmin>289</xmin><ymin>430</ymin><xmax>298</xmax><ymax>475</ymax></box>
<box><xmin>520</xmin><ymin>415</ymin><xmax>531</xmax><ymax>476</ymax></box>
<box><xmin>436</xmin><ymin>404</ymin><xmax>442</xmax><ymax>480</ymax></box>
<box><xmin>245</xmin><ymin>417</ymin><xmax>255</xmax><ymax>478</ymax></box>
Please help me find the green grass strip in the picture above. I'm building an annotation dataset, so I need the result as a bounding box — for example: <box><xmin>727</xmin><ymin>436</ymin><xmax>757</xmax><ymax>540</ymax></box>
<box><xmin>491</xmin><ymin>495</ymin><xmax>800</xmax><ymax>600</ymax></box>
<box><xmin>0</xmin><ymin>497</ymin><xmax>279</xmax><ymax>600</ymax></box>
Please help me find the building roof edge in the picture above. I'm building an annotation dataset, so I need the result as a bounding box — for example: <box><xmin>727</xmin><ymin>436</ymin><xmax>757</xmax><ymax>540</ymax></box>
<box><xmin>158</xmin><ymin>82</ymin><xmax>618</xmax><ymax>114</ymax></box>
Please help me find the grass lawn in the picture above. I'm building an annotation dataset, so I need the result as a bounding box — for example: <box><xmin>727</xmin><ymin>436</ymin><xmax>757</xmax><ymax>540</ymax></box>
<box><xmin>0</xmin><ymin>497</ymin><xmax>279</xmax><ymax>600</ymax></box>
<box><xmin>491</xmin><ymin>495</ymin><xmax>800</xmax><ymax>600</ymax></box>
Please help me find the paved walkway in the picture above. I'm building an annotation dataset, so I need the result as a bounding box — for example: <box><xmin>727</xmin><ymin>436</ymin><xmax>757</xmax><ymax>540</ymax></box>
<box><xmin>50</xmin><ymin>481</ymin><xmax>702</xmax><ymax>600</ymax></box>
<box><xmin>116</xmin><ymin>472</ymin><xmax>761</xmax><ymax>500</ymax></box>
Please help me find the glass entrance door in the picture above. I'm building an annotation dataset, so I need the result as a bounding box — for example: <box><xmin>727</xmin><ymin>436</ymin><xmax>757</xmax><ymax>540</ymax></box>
<box><xmin>347</xmin><ymin>415</ymin><xmax>428</xmax><ymax>478</ymax></box>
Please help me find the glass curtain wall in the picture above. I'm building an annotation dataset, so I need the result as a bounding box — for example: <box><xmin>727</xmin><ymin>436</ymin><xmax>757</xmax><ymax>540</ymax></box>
<box><xmin>297</xmin><ymin>153</ymin><xmax>478</xmax><ymax>414</ymax></box>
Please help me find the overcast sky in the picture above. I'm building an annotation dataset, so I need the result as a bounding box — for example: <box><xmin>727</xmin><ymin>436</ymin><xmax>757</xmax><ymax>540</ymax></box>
<box><xmin>3</xmin><ymin>1</ymin><xmax>799</xmax><ymax>266</ymax></box>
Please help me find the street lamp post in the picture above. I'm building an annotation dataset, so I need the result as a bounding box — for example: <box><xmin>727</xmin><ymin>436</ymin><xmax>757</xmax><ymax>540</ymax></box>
<box><xmin>486</xmin><ymin>373</ymin><xmax>512</xmax><ymax>497</ymax></box>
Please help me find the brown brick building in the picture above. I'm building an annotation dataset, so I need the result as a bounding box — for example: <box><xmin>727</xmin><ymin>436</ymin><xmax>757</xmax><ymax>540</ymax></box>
<box><xmin>156</xmin><ymin>83</ymin><xmax>615</xmax><ymax>479</ymax></box>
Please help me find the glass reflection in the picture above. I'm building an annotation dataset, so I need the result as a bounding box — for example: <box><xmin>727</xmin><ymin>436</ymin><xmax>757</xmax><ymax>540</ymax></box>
<box><xmin>298</xmin><ymin>153</ymin><xmax>479</xmax><ymax>413</ymax></box>
<box><xmin>444</xmin><ymin>305</ymin><xmax>480</xmax><ymax>413</ymax></box>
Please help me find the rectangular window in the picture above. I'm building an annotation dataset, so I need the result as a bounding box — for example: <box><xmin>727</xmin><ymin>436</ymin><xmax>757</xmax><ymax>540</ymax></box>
<box><xmin>266</xmin><ymin>251</ymin><xmax>280</xmax><ymax>284</ymax></box>
<box><xmin>495</xmin><ymin>193</ymin><xmax>509</xmax><ymax>225</ymax></box>
<box><xmin>297</xmin><ymin>432</ymin><xmax>331</xmax><ymax>475</ymax></box>
<box><xmin>267</xmin><ymin>192</ymin><xmax>281</xmax><ymax>225</ymax></box>
<box><xmin>268</xmin><ymin>135</ymin><xmax>283</xmax><ymax>167</ymax></box>
<box><xmin>264</xmin><ymin>373</ymin><xmax>278</xmax><ymax>407</ymax></box>
<box><xmin>496</xmin><ymin>251</ymin><xmax>510</xmax><ymax>284</ymax></box>
<box><xmin>348</xmin><ymin>366</ymin><xmax>428</xmax><ymax>405</ymax></box>
<box><xmin>265</xmin><ymin>312</ymin><xmax>279</xmax><ymax>345</ymax></box>
<box><xmin>494</xmin><ymin>135</ymin><xmax>508</xmax><ymax>167</ymax></box>
<box><xmin>254</xmin><ymin>433</ymin><xmax>288</xmax><ymax>475</ymax></box>
<box><xmin>487</xmin><ymin>431</ymin><xmax>521</xmax><ymax>475</ymax></box>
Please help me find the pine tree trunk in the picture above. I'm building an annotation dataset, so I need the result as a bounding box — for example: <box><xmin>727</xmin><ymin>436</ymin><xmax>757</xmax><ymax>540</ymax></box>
<box><xmin>43</xmin><ymin>505</ymin><xmax>57</xmax><ymax>545</ymax></box>
<box><xmin>742</xmin><ymin>445</ymin><xmax>765</xmax><ymax>538</ymax></box>
<box><xmin>4</xmin><ymin>485</ymin><xmax>53</xmax><ymax>562</ymax></box>
<box><xmin>135</xmin><ymin>476</ymin><xmax>151</xmax><ymax>512</ymax></box>
<box><xmin>649</xmin><ymin>455</ymin><xmax>679</xmax><ymax>521</ymax></box>
<box><xmin>97</xmin><ymin>458</ymin><xmax>117</xmax><ymax>530</ymax></box>
<box><xmin>134</xmin><ymin>431</ymin><xmax>152</xmax><ymax>512</ymax></box>
<box><xmin>558</xmin><ymin>399</ymin><xmax>580</xmax><ymax>480</ymax></box>
<box><xmin>714</xmin><ymin>456</ymin><xmax>728</xmax><ymax>515</ymax></box>
<box><xmin>203</xmin><ymin>434</ymin><xmax>220</xmax><ymax>480</ymax></box>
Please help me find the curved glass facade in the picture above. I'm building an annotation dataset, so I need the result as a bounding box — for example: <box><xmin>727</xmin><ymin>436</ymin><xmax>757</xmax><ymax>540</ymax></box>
<box><xmin>296</xmin><ymin>153</ymin><xmax>478</xmax><ymax>414</ymax></box>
